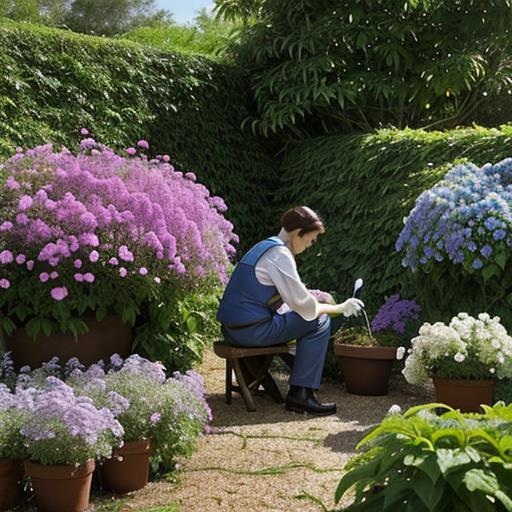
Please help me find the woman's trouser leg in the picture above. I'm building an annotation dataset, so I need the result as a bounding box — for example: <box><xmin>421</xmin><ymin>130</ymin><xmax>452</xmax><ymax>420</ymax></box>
<box><xmin>224</xmin><ymin>311</ymin><xmax>332</xmax><ymax>390</ymax></box>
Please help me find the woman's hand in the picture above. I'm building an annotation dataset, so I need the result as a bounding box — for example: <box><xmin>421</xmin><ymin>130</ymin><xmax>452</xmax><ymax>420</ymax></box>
<box><xmin>330</xmin><ymin>298</ymin><xmax>365</xmax><ymax>317</ymax></box>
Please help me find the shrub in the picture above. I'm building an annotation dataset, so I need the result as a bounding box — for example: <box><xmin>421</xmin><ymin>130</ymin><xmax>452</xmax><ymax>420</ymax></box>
<box><xmin>397</xmin><ymin>158</ymin><xmax>512</xmax><ymax>325</ymax></box>
<box><xmin>335</xmin><ymin>402</ymin><xmax>512</xmax><ymax>511</ymax></box>
<box><xmin>218</xmin><ymin>0</ymin><xmax>512</xmax><ymax>136</ymax></box>
<box><xmin>0</xmin><ymin>140</ymin><xmax>236</xmax><ymax>370</ymax></box>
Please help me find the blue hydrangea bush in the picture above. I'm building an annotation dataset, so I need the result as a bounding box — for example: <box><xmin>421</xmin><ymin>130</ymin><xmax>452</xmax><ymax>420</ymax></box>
<box><xmin>396</xmin><ymin>159</ymin><xmax>512</xmax><ymax>325</ymax></box>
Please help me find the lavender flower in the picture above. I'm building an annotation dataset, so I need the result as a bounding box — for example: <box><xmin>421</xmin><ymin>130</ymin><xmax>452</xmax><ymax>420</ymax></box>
<box><xmin>16</xmin><ymin>377</ymin><xmax>123</xmax><ymax>465</ymax></box>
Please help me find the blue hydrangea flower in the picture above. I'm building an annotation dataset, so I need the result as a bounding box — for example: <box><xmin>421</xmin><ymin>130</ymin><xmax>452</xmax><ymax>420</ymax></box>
<box><xmin>396</xmin><ymin>159</ymin><xmax>512</xmax><ymax>271</ymax></box>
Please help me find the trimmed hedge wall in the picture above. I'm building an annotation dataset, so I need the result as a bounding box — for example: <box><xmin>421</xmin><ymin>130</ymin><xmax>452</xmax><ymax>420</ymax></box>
<box><xmin>0</xmin><ymin>19</ymin><xmax>277</xmax><ymax>251</ymax></box>
<box><xmin>278</xmin><ymin>126</ymin><xmax>512</xmax><ymax>314</ymax></box>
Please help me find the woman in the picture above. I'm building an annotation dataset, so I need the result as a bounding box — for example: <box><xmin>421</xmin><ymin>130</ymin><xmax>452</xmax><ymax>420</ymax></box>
<box><xmin>217</xmin><ymin>206</ymin><xmax>364</xmax><ymax>416</ymax></box>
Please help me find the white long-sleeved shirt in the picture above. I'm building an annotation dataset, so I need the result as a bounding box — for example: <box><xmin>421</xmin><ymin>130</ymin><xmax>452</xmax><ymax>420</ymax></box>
<box><xmin>254</xmin><ymin>229</ymin><xmax>319</xmax><ymax>321</ymax></box>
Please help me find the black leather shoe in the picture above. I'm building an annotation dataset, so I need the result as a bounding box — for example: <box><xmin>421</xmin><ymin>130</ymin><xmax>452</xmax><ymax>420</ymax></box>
<box><xmin>285</xmin><ymin>386</ymin><xmax>336</xmax><ymax>416</ymax></box>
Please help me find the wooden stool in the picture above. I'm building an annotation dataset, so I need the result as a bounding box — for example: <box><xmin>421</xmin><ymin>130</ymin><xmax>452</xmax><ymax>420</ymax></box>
<box><xmin>213</xmin><ymin>341</ymin><xmax>296</xmax><ymax>412</ymax></box>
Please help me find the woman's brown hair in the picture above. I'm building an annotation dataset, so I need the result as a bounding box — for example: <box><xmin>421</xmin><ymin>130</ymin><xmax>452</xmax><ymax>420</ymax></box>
<box><xmin>281</xmin><ymin>206</ymin><xmax>324</xmax><ymax>236</ymax></box>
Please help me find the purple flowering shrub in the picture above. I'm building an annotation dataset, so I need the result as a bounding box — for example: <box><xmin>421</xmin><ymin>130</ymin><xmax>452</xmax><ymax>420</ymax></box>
<box><xmin>396</xmin><ymin>159</ymin><xmax>512</xmax><ymax>324</ymax></box>
<box><xmin>0</xmin><ymin>352</ymin><xmax>211</xmax><ymax>468</ymax></box>
<box><xmin>68</xmin><ymin>354</ymin><xmax>211</xmax><ymax>464</ymax></box>
<box><xmin>0</xmin><ymin>138</ymin><xmax>236</xmax><ymax>369</ymax></box>
<box><xmin>16</xmin><ymin>377</ymin><xmax>124</xmax><ymax>465</ymax></box>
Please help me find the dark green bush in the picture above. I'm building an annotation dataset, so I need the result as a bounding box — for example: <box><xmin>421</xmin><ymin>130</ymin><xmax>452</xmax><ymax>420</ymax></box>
<box><xmin>278</xmin><ymin>126</ymin><xmax>512</xmax><ymax>315</ymax></box>
<box><xmin>0</xmin><ymin>19</ymin><xmax>277</xmax><ymax>251</ymax></box>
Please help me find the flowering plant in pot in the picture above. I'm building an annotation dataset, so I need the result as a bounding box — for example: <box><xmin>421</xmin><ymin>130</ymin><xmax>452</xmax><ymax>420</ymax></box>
<box><xmin>333</xmin><ymin>295</ymin><xmax>421</xmax><ymax>395</ymax></box>
<box><xmin>16</xmin><ymin>376</ymin><xmax>123</xmax><ymax>512</ymax></box>
<box><xmin>67</xmin><ymin>354</ymin><xmax>211</xmax><ymax>493</ymax></box>
<box><xmin>0</xmin><ymin>384</ymin><xmax>26</xmax><ymax>511</ymax></box>
<box><xmin>0</xmin><ymin>136</ymin><xmax>236</xmax><ymax>370</ymax></box>
<box><xmin>403</xmin><ymin>312</ymin><xmax>512</xmax><ymax>412</ymax></box>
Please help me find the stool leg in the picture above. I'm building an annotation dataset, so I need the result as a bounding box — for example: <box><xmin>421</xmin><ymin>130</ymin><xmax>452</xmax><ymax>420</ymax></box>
<box><xmin>225</xmin><ymin>358</ymin><xmax>232</xmax><ymax>405</ymax></box>
<box><xmin>232</xmin><ymin>358</ymin><xmax>256</xmax><ymax>412</ymax></box>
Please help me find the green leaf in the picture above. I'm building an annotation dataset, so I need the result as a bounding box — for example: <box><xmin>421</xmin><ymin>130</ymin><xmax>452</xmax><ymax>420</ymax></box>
<box><xmin>495</xmin><ymin>250</ymin><xmax>508</xmax><ymax>271</ymax></box>
<box><xmin>481</xmin><ymin>263</ymin><xmax>501</xmax><ymax>282</ymax></box>
<box><xmin>41</xmin><ymin>318</ymin><xmax>53</xmax><ymax>337</ymax></box>
<box><xmin>335</xmin><ymin>457</ymin><xmax>380</xmax><ymax>503</ymax></box>
<box><xmin>383</xmin><ymin>479</ymin><xmax>414</xmax><ymax>509</ymax></box>
<box><xmin>25</xmin><ymin>317</ymin><xmax>41</xmax><ymax>340</ymax></box>
<box><xmin>436</xmin><ymin>449</ymin><xmax>471</xmax><ymax>475</ymax></box>
<box><xmin>186</xmin><ymin>315</ymin><xmax>198</xmax><ymax>332</ymax></box>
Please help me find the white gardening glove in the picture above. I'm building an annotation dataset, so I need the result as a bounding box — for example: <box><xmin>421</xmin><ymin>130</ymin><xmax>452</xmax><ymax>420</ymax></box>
<box><xmin>332</xmin><ymin>298</ymin><xmax>365</xmax><ymax>317</ymax></box>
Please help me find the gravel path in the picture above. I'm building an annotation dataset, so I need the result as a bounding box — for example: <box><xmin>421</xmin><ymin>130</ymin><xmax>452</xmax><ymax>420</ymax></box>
<box><xmin>124</xmin><ymin>349</ymin><xmax>432</xmax><ymax>512</ymax></box>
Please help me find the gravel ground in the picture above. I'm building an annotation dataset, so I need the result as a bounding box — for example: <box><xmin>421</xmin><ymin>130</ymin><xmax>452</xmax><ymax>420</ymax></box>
<box><xmin>12</xmin><ymin>349</ymin><xmax>433</xmax><ymax>512</ymax></box>
<box><xmin>126</xmin><ymin>349</ymin><xmax>432</xmax><ymax>512</ymax></box>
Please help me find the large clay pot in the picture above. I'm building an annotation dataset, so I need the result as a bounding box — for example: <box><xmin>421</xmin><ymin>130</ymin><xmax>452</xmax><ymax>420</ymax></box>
<box><xmin>6</xmin><ymin>315</ymin><xmax>132</xmax><ymax>370</ymax></box>
<box><xmin>0</xmin><ymin>458</ymin><xmax>23</xmax><ymax>511</ymax></box>
<box><xmin>433</xmin><ymin>377</ymin><xmax>495</xmax><ymax>413</ymax></box>
<box><xmin>334</xmin><ymin>344</ymin><xmax>397</xmax><ymax>395</ymax></box>
<box><xmin>24</xmin><ymin>460</ymin><xmax>95</xmax><ymax>512</ymax></box>
<box><xmin>100</xmin><ymin>439</ymin><xmax>151</xmax><ymax>493</ymax></box>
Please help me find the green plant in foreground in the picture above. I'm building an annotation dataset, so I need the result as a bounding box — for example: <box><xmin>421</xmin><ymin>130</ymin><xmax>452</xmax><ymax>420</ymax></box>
<box><xmin>335</xmin><ymin>402</ymin><xmax>512</xmax><ymax>511</ymax></box>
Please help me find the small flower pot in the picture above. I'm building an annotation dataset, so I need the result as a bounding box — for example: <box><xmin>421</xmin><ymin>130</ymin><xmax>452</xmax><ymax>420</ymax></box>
<box><xmin>24</xmin><ymin>460</ymin><xmax>95</xmax><ymax>512</ymax></box>
<box><xmin>334</xmin><ymin>344</ymin><xmax>397</xmax><ymax>395</ymax></box>
<box><xmin>433</xmin><ymin>377</ymin><xmax>495</xmax><ymax>413</ymax></box>
<box><xmin>100</xmin><ymin>439</ymin><xmax>151</xmax><ymax>493</ymax></box>
<box><xmin>0</xmin><ymin>458</ymin><xmax>23</xmax><ymax>511</ymax></box>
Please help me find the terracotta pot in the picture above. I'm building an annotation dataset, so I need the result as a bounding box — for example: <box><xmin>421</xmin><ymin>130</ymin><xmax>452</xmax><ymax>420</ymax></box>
<box><xmin>100</xmin><ymin>439</ymin><xmax>151</xmax><ymax>493</ymax></box>
<box><xmin>24</xmin><ymin>460</ymin><xmax>95</xmax><ymax>512</ymax></box>
<box><xmin>0</xmin><ymin>458</ymin><xmax>23</xmax><ymax>511</ymax></box>
<box><xmin>334</xmin><ymin>344</ymin><xmax>397</xmax><ymax>395</ymax></box>
<box><xmin>6</xmin><ymin>315</ymin><xmax>132</xmax><ymax>371</ymax></box>
<box><xmin>433</xmin><ymin>377</ymin><xmax>495</xmax><ymax>413</ymax></box>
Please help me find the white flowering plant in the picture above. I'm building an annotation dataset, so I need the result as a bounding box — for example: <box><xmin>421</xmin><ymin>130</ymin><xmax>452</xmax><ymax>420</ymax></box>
<box><xmin>403</xmin><ymin>312</ymin><xmax>512</xmax><ymax>385</ymax></box>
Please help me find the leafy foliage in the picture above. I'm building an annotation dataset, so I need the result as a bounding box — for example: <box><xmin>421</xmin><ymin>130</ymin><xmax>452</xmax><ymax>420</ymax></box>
<box><xmin>133</xmin><ymin>287</ymin><xmax>221</xmax><ymax>371</ymax></box>
<box><xmin>335</xmin><ymin>402</ymin><xmax>512</xmax><ymax>511</ymax></box>
<box><xmin>216</xmin><ymin>0</ymin><xmax>512</xmax><ymax>136</ymax></box>
<box><xmin>278</xmin><ymin>126</ymin><xmax>512</xmax><ymax>320</ymax></box>
<box><xmin>0</xmin><ymin>19</ymin><xmax>277</xmax><ymax>250</ymax></box>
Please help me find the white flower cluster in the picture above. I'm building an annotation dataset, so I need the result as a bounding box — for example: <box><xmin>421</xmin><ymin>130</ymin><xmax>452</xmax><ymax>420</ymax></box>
<box><xmin>402</xmin><ymin>312</ymin><xmax>512</xmax><ymax>385</ymax></box>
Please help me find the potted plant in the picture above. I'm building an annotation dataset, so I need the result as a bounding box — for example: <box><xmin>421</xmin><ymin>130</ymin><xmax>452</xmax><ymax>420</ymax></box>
<box><xmin>333</xmin><ymin>294</ymin><xmax>421</xmax><ymax>395</ymax></box>
<box><xmin>0</xmin><ymin>384</ymin><xmax>26</xmax><ymax>511</ymax></box>
<box><xmin>335</xmin><ymin>402</ymin><xmax>512</xmax><ymax>510</ymax></box>
<box><xmin>17</xmin><ymin>376</ymin><xmax>123</xmax><ymax>512</ymax></box>
<box><xmin>403</xmin><ymin>312</ymin><xmax>512</xmax><ymax>412</ymax></box>
<box><xmin>0</xmin><ymin>136</ymin><xmax>236</xmax><ymax>370</ymax></box>
<box><xmin>72</xmin><ymin>355</ymin><xmax>211</xmax><ymax>494</ymax></box>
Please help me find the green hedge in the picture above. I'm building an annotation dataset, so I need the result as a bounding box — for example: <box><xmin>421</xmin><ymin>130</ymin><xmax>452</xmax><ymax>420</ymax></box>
<box><xmin>0</xmin><ymin>19</ymin><xmax>277</xmax><ymax>251</ymax></box>
<box><xmin>278</xmin><ymin>126</ymin><xmax>512</xmax><ymax>314</ymax></box>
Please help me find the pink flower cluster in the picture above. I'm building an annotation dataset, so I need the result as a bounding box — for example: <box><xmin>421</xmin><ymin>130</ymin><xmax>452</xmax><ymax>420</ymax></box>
<box><xmin>0</xmin><ymin>139</ymin><xmax>237</xmax><ymax>302</ymax></box>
